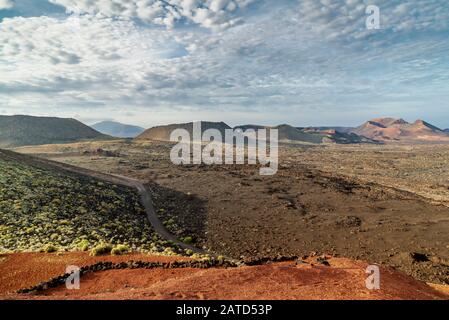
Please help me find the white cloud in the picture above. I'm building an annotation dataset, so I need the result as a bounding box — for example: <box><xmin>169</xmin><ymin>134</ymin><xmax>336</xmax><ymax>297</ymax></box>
<box><xmin>48</xmin><ymin>0</ymin><xmax>256</xmax><ymax>29</ymax></box>
<box><xmin>0</xmin><ymin>14</ymin><xmax>195</xmax><ymax>107</ymax></box>
<box><xmin>1</xmin><ymin>1</ymin><xmax>449</xmax><ymax>126</ymax></box>
<box><xmin>0</xmin><ymin>0</ymin><xmax>13</xmax><ymax>10</ymax></box>
<box><xmin>297</xmin><ymin>0</ymin><xmax>449</xmax><ymax>40</ymax></box>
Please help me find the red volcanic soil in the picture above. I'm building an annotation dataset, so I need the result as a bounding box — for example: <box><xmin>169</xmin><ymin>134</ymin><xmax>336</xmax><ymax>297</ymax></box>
<box><xmin>0</xmin><ymin>252</ymin><xmax>190</xmax><ymax>296</ymax></box>
<box><xmin>1</xmin><ymin>253</ymin><xmax>448</xmax><ymax>300</ymax></box>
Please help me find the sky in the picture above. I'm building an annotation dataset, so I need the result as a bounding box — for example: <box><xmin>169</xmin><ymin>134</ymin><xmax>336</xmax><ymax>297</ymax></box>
<box><xmin>0</xmin><ymin>0</ymin><xmax>449</xmax><ymax>128</ymax></box>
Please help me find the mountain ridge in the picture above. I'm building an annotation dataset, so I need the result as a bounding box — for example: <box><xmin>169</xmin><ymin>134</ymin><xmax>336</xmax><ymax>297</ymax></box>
<box><xmin>0</xmin><ymin>115</ymin><xmax>111</xmax><ymax>148</ymax></box>
<box><xmin>137</xmin><ymin>121</ymin><xmax>377</xmax><ymax>144</ymax></box>
<box><xmin>91</xmin><ymin>121</ymin><xmax>145</xmax><ymax>138</ymax></box>
<box><xmin>135</xmin><ymin>121</ymin><xmax>231</xmax><ymax>142</ymax></box>
<box><xmin>352</xmin><ymin>117</ymin><xmax>449</xmax><ymax>142</ymax></box>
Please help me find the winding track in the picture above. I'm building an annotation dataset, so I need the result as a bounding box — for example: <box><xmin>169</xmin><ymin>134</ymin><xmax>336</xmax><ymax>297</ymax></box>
<box><xmin>0</xmin><ymin>149</ymin><xmax>205</xmax><ymax>254</ymax></box>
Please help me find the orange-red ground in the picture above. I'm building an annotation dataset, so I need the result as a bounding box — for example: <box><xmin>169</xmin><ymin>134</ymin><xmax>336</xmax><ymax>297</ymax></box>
<box><xmin>0</xmin><ymin>253</ymin><xmax>447</xmax><ymax>300</ymax></box>
<box><xmin>0</xmin><ymin>252</ymin><xmax>189</xmax><ymax>295</ymax></box>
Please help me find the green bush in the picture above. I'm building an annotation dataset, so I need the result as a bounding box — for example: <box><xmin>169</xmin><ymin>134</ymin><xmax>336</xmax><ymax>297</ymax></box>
<box><xmin>90</xmin><ymin>243</ymin><xmax>113</xmax><ymax>256</ymax></box>
<box><xmin>163</xmin><ymin>247</ymin><xmax>176</xmax><ymax>256</ymax></box>
<box><xmin>0</xmin><ymin>156</ymin><xmax>180</xmax><ymax>257</ymax></box>
<box><xmin>164</xmin><ymin>218</ymin><xmax>175</xmax><ymax>226</ymax></box>
<box><xmin>182</xmin><ymin>236</ymin><xmax>194</xmax><ymax>244</ymax></box>
<box><xmin>78</xmin><ymin>240</ymin><xmax>90</xmax><ymax>251</ymax></box>
<box><xmin>111</xmin><ymin>244</ymin><xmax>129</xmax><ymax>255</ymax></box>
<box><xmin>43</xmin><ymin>244</ymin><xmax>58</xmax><ymax>253</ymax></box>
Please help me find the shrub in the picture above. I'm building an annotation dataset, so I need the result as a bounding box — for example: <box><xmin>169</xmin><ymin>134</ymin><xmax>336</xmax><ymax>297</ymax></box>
<box><xmin>43</xmin><ymin>244</ymin><xmax>58</xmax><ymax>253</ymax></box>
<box><xmin>50</xmin><ymin>233</ymin><xmax>59</xmax><ymax>240</ymax></box>
<box><xmin>164</xmin><ymin>218</ymin><xmax>175</xmax><ymax>226</ymax></box>
<box><xmin>163</xmin><ymin>247</ymin><xmax>176</xmax><ymax>256</ymax></box>
<box><xmin>111</xmin><ymin>244</ymin><xmax>129</xmax><ymax>255</ymax></box>
<box><xmin>78</xmin><ymin>240</ymin><xmax>90</xmax><ymax>251</ymax></box>
<box><xmin>90</xmin><ymin>243</ymin><xmax>113</xmax><ymax>256</ymax></box>
<box><xmin>182</xmin><ymin>236</ymin><xmax>194</xmax><ymax>244</ymax></box>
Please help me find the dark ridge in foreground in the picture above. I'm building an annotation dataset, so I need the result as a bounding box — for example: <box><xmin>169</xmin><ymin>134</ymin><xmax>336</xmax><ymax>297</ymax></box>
<box><xmin>0</xmin><ymin>115</ymin><xmax>112</xmax><ymax>148</ymax></box>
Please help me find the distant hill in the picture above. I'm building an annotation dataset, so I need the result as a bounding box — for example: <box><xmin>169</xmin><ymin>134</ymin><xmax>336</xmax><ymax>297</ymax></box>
<box><xmin>0</xmin><ymin>115</ymin><xmax>111</xmax><ymax>148</ymax></box>
<box><xmin>352</xmin><ymin>118</ymin><xmax>449</xmax><ymax>142</ymax></box>
<box><xmin>236</xmin><ymin>124</ymin><xmax>377</xmax><ymax>144</ymax></box>
<box><xmin>275</xmin><ymin>124</ymin><xmax>324</xmax><ymax>143</ymax></box>
<box><xmin>91</xmin><ymin>121</ymin><xmax>145</xmax><ymax>138</ymax></box>
<box><xmin>137</xmin><ymin>121</ymin><xmax>379</xmax><ymax>145</ymax></box>
<box><xmin>299</xmin><ymin>126</ymin><xmax>354</xmax><ymax>134</ymax></box>
<box><xmin>301</xmin><ymin>127</ymin><xmax>380</xmax><ymax>144</ymax></box>
<box><xmin>233</xmin><ymin>124</ymin><xmax>267</xmax><ymax>131</ymax></box>
<box><xmin>135</xmin><ymin>121</ymin><xmax>231</xmax><ymax>142</ymax></box>
<box><xmin>234</xmin><ymin>124</ymin><xmax>321</xmax><ymax>142</ymax></box>
<box><xmin>137</xmin><ymin>122</ymin><xmax>322</xmax><ymax>144</ymax></box>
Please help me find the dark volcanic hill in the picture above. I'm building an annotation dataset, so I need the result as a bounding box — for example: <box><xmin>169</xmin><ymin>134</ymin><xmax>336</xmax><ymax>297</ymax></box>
<box><xmin>234</xmin><ymin>124</ymin><xmax>323</xmax><ymax>143</ymax></box>
<box><xmin>235</xmin><ymin>124</ymin><xmax>377</xmax><ymax>144</ymax></box>
<box><xmin>352</xmin><ymin>118</ymin><xmax>449</xmax><ymax>142</ymax></box>
<box><xmin>91</xmin><ymin>121</ymin><xmax>145</xmax><ymax>138</ymax></box>
<box><xmin>233</xmin><ymin>124</ymin><xmax>267</xmax><ymax>131</ymax></box>
<box><xmin>301</xmin><ymin>127</ymin><xmax>380</xmax><ymax>144</ymax></box>
<box><xmin>275</xmin><ymin>124</ymin><xmax>324</xmax><ymax>143</ymax></box>
<box><xmin>299</xmin><ymin>126</ymin><xmax>354</xmax><ymax>134</ymax></box>
<box><xmin>0</xmin><ymin>115</ymin><xmax>111</xmax><ymax>148</ymax></box>
<box><xmin>138</xmin><ymin>121</ymin><xmax>378</xmax><ymax>144</ymax></box>
<box><xmin>135</xmin><ymin>121</ymin><xmax>231</xmax><ymax>142</ymax></box>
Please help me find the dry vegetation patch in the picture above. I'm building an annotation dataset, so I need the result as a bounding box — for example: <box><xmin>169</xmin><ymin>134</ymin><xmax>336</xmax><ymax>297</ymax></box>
<box><xmin>0</xmin><ymin>154</ymin><xmax>178</xmax><ymax>255</ymax></box>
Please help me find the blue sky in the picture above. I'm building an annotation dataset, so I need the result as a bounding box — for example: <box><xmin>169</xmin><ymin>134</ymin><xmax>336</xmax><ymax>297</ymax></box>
<box><xmin>1</xmin><ymin>0</ymin><xmax>449</xmax><ymax>128</ymax></box>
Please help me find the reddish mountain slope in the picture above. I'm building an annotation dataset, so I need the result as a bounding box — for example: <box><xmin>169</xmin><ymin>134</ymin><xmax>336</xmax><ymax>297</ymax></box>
<box><xmin>352</xmin><ymin>118</ymin><xmax>449</xmax><ymax>142</ymax></box>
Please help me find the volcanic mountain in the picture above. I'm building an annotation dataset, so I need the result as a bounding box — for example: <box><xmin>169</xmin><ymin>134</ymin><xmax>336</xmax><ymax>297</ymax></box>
<box><xmin>0</xmin><ymin>115</ymin><xmax>111</xmax><ymax>148</ymax></box>
<box><xmin>352</xmin><ymin>118</ymin><xmax>449</xmax><ymax>142</ymax></box>
<box><xmin>91</xmin><ymin>121</ymin><xmax>145</xmax><ymax>138</ymax></box>
<box><xmin>301</xmin><ymin>127</ymin><xmax>380</xmax><ymax>144</ymax></box>
<box><xmin>137</xmin><ymin>121</ymin><xmax>378</xmax><ymax>144</ymax></box>
<box><xmin>235</xmin><ymin>124</ymin><xmax>377</xmax><ymax>144</ymax></box>
<box><xmin>135</xmin><ymin>121</ymin><xmax>231</xmax><ymax>142</ymax></box>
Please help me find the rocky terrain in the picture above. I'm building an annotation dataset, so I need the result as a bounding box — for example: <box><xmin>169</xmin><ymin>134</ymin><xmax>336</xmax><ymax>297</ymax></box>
<box><xmin>292</xmin><ymin>144</ymin><xmax>449</xmax><ymax>206</ymax></box>
<box><xmin>16</xmin><ymin>140</ymin><xmax>449</xmax><ymax>285</ymax></box>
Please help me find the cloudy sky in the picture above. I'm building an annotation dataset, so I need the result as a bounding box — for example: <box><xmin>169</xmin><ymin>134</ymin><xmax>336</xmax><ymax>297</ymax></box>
<box><xmin>1</xmin><ymin>0</ymin><xmax>448</xmax><ymax>128</ymax></box>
